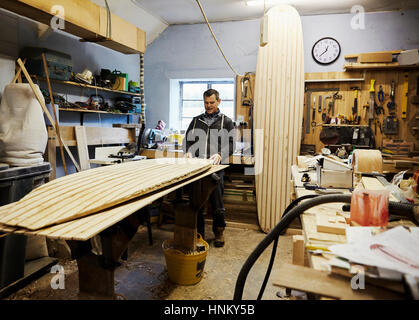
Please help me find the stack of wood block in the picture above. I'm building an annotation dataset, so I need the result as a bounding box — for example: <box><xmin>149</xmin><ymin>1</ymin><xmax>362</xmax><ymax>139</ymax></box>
<box><xmin>382</xmin><ymin>139</ymin><xmax>414</xmax><ymax>155</ymax></box>
<box><xmin>223</xmin><ymin>171</ymin><xmax>257</xmax><ymax>225</ymax></box>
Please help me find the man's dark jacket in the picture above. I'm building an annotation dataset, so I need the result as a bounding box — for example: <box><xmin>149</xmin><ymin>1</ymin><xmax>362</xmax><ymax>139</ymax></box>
<box><xmin>183</xmin><ymin>111</ymin><xmax>235</xmax><ymax>163</ymax></box>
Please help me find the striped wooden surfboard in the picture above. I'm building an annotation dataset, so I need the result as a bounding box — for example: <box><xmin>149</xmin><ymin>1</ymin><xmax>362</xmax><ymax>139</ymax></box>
<box><xmin>0</xmin><ymin>165</ymin><xmax>228</xmax><ymax>241</ymax></box>
<box><xmin>0</xmin><ymin>158</ymin><xmax>212</xmax><ymax>231</ymax></box>
<box><xmin>254</xmin><ymin>5</ymin><xmax>304</xmax><ymax>232</ymax></box>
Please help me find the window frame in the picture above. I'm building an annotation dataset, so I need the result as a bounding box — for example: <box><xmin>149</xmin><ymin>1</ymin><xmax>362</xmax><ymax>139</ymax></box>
<box><xmin>179</xmin><ymin>80</ymin><xmax>235</xmax><ymax>131</ymax></box>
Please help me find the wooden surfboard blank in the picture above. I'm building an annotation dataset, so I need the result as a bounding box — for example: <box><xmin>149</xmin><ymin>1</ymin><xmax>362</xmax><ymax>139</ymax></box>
<box><xmin>0</xmin><ymin>165</ymin><xmax>228</xmax><ymax>241</ymax></box>
<box><xmin>254</xmin><ymin>5</ymin><xmax>305</xmax><ymax>232</ymax></box>
<box><xmin>0</xmin><ymin>159</ymin><xmax>212</xmax><ymax>230</ymax></box>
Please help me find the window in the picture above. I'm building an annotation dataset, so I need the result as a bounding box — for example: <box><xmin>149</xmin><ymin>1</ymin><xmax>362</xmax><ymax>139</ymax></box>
<box><xmin>179</xmin><ymin>80</ymin><xmax>235</xmax><ymax>131</ymax></box>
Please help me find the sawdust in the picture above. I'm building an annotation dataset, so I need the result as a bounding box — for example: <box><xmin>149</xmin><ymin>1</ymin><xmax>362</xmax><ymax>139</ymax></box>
<box><xmin>146</xmin><ymin>269</ymin><xmax>176</xmax><ymax>299</ymax></box>
<box><xmin>5</xmin><ymin>259</ymin><xmax>79</xmax><ymax>300</ymax></box>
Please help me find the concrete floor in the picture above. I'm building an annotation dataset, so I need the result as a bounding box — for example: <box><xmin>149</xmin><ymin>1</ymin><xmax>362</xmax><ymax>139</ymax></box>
<box><xmin>4</xmin><ymin>223</ymin><xmax>293</xmax><ymax>300</ymax></box>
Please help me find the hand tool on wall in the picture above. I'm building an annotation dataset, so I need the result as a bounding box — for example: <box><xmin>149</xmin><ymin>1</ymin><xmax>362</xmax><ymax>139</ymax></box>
<box><xmin>318</xmin><ymin>95</ymin><xmax>322</xmax><ymax>113</ymax></box>
<box><xmin>387</xmin><ymin>80</ymin><xmax>396</xmax><ymax>114</ymax></box>
<box><xmin>368</xmin><ymin>79</ymin><xmax>376</xmax><ymax>122</ymax></box>
<box><xmin>322</xmin><ymin>95</ymin><xmax>332</xmax><ymax>123</ymax></box>
<box><xmin>375</xmin><ymin>104</ymin><xmax>384</xmax><ymax>115</ymax></box>
<box><xmin>401</xmin><ymin>73</ymin><xmax>409</xmax><ymax>119</ymax></box>
<box><xmin>332</xmin><ymin>92</ymin><xmax>342</xmax><ymax>117</ymax></box>
<box><xmin>376</xmin><ymin>85</ymin><xmax>385</xmax><ymax>115</ymax></box>
<box><xmin>328</xmin><ymin>101</ymin><xmax>333</xmax><ymax>115</ymax></box>
<box><xmin>376</xmin><ymin>119</ymin><xmax>382</xmax><ymax>134</ymax></box>
<box><xmin>412</xmin><ymin>76</ymin><xmax>419</xmax><ymax>104</ymax></box>
<box><xmin>305</xmin><ymin>87</ymin><xmax>339</xmax><ymax>133</ymax></box>
<box><xmin>312</xmin><ymin>96</ymin><xmax>316</xmax><ymax>121</ymax></box>
<box><xmin>350</xmin><ymin>86</ymin><xmax>360</xmax><ymax>118</ymax></box>
<box><xmin>383</xmin><ymin>115</ymin><xmax>399</xmax><ymax>135</ymax></box>
<box><xmin>378</xmin><ymin>85</ymin><xmax>384</xmax><ymax>106</ymax></box>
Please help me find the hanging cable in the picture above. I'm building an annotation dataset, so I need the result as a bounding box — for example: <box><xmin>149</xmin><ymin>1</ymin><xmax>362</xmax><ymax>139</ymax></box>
<box><xmin>104</xmin><ymin>0</ymin><xmax>112</xmax><ymax>39</ymax></box>
<box><xmin>195</xmin><ymin>0</ymin><xmax>242</xmax><ymax>77</ymax></box>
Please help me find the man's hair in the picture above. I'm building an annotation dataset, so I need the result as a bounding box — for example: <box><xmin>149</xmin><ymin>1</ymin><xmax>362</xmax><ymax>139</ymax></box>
<box><xmin>203</xmin><ymin>89</ymin><xmax>220</xmax><ymax>101</ymax></box>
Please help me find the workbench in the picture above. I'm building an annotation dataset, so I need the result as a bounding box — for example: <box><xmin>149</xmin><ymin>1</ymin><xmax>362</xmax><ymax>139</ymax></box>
<box><xmin>272</xmin><ymin>164</ymin><xmax>410</xmax><ymax>299</ymax></box>
<box><xmin>140</xmin><ymin>148</ymin><xmax>255</xmax><ymax>165</ymax></box>
<box><xmin>0</xmin><ymin>164</ymin><xmax>227</xmax><ymax>299</ymax></box>
<box><xmin>291</xmin><ymin>165</ymin><xmax>351</xmax><ymax>271</ymax></box>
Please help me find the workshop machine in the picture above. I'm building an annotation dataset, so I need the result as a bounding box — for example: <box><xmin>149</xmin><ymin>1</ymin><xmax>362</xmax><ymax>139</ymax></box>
<box><xmin>91</xmin><ymin>145</ymin><xmax>146</xmax><ymax>165</ymax></box>
<box><xmin>140</xmin><ymin>128</ymin><xmax>168</xmax><ymax>149</ymax></box>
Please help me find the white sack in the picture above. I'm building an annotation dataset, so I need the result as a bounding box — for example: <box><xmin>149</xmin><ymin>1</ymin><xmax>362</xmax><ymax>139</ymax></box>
<box><xmin>0</xmin><ymin>83</ymin><xmax>48</xmax><ymax>166</ymax></box>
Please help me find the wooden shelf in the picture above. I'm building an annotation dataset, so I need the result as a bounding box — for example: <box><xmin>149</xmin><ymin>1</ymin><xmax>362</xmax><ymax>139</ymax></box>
<box><xmin>321</xmin><ymin>124</ymin><xmax>369</xmax><ymax>127</ymax></box>
<box><xmin>305</xmin><ymin>78</ymin><xmax>365</xmax><ymax>83</ymax></box>
<box><xmin>344</xmin><ymin>62</ymin><xmax>419</xmax><ymax>71</ymax></box>
<box><xmin>58</xmin><ymin>108</ymin><xmax>140</xmax><ymax>116</ymax></box>
<box><xmin>31</xmin><ymin>75</ymin><xmax>143</xmax><ymax>97</ymax></box>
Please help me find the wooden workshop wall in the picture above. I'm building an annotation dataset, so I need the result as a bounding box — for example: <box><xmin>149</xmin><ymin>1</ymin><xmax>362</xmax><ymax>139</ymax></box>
<box><xmin>235</xmin><ymin>73</ymin><xmax>256</xmax><ymax>128</ymax></box>
<box><xmin>302</xmin><ymin>70</ymin><xmax>419</xmax><ymax>153</ymax></box>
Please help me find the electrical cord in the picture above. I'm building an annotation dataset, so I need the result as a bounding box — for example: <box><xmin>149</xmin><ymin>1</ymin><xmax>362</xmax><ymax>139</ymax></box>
<box><xmin>195</xmin><ymin>0</ymin><xmax>241</xmax><ymax>77</ymax></box>
<box><xmin>256</xmin><ymin>194</ymin><xmax>319</xmax><ymax>300</ymax></box>
<box><xmin>233</xmin><ymin>194</ymin><xmax>417</xmax><ymax>300</ymax></box>
<box><xmin>104</xmin><ymin>0</ymin><xmax>112</xmax><ymax>39</ymax></box>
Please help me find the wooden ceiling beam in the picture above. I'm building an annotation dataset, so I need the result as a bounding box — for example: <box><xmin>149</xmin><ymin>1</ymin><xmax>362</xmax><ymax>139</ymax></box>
<box><xmin>0</xmin><ymin>0</ymin><xmax>146</xmax><ymax>54</ymax></box>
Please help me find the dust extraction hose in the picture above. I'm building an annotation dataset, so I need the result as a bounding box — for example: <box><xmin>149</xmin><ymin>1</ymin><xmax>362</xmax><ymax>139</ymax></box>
<box><xmin>233</xmin><ymin>194</ymin><xmax>417</xmax><ymax>300</ymax></box>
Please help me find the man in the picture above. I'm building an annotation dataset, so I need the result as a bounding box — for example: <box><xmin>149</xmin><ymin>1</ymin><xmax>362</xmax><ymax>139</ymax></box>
<box><xmin>183</xmin><ymin>89</ymin><xmax>235</xmax><ymax>247</ymax></box>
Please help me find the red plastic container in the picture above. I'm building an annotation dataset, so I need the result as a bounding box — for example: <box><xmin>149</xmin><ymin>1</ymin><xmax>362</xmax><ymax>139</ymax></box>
<box><xmin>350</xmin><ymin>189</ymin><xmax>389</xmax><ymax>227</ymax></box>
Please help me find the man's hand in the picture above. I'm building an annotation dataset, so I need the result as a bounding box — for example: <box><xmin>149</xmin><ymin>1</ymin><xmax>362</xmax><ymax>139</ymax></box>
<box><xmin>209</xmin><ymin>153</ymin><xmax>222</xmax><ymax>165</ymax></box>
<box><xmin>184</xmin><ymin>152</ymin><xmax>193</xmax><ymax>159</ymax></box>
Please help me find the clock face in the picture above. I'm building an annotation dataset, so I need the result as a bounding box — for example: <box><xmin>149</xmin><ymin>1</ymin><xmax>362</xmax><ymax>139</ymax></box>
<box><xmin>312</xmin><ymin>37</ymin><xmax>341</xmax><ymax>65</ymax></box>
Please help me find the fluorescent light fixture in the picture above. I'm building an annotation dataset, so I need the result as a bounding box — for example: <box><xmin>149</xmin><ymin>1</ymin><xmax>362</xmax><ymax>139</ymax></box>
<box><xmin>245</xmin><ymin>0</ymin><xmax>277</xmax><ymax>6</ymax></box>
<box><xmin>246</xmin><ymin>0</ymin><xmax>266</xmax><ymax>6</ymax></box>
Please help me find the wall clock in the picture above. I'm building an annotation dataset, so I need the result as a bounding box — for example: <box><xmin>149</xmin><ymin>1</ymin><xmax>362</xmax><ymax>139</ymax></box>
<box><xmin>312</xmin><ymin>37</ymin><xmax>341</xmax><ymax>65</ymax></box>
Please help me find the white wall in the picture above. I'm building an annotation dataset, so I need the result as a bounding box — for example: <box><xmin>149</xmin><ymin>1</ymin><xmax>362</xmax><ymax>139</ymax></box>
<box><xmin>302</xmin><ymin>10</ymin><xmax>419</xmax><ymax>73</ymax></box>
<box><xmin>144</xmin><ymin>19</ymin><xmax>260</xmax><ymax>129</ymax></box>
<box><xmin>144</xmin><ymin>9</ymin><xmax>419</xmax><ymax>130</ymax></box>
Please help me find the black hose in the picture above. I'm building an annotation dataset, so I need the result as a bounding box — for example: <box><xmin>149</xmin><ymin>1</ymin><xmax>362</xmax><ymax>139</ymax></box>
<box><xmin>233</xmin><ymin>194</ymin><xmax>415</xmax><ymax>300</ymax></box>
<box><xmin>256</xmin><ymin>236</ymin><xmax>278</xmax><ymax>300</ymax></box>
<box><xmin>256</xmin><ymin>194</ymin><xmax>320</xmax><ymax>300</ymax></box>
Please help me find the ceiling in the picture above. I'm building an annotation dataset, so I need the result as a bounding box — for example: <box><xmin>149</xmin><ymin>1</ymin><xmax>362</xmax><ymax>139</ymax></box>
<box><xmin>132</xmin><ymin>0</ymin><xmax>419</xmax><ymax>25</ymax></box>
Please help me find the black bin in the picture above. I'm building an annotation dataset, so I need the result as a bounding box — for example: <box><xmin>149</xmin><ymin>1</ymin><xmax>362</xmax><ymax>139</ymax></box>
<box><xmin>0</xmin><ymin>163</ymin><xmax>51</xmax><ymax>289</ymax></box>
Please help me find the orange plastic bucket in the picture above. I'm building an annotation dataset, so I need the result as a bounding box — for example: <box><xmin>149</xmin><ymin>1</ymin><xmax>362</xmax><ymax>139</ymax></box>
<box><xmin>162</xmin><ymin>234</ymin><xmax>208</xmax><ymax>285</ymax></box>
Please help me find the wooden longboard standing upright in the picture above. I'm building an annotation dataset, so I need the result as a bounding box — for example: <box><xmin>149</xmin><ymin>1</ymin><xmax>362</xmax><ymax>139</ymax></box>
<box><xmin>254</xmin><ymin>5</ymin><xmax>304</xmax><ymax>232</ymax></box>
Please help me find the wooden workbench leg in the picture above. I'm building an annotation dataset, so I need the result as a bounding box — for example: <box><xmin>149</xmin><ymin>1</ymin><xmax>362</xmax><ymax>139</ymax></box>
<box><xmin>67</xmin><ymin>212</ymin><xmax>144</xmax><ymax>299</ymax></box>
<box><xmin>77</xmin><ymin>252</ymin><xmax>115</xmax><ymax>298</ymax></box>
<box><xmin>174</xmin><ymin>203</ymin><xmax>197</xmax><ymax>252</ymax></box>
<box><xmin>173</xmin><ymin>177</ymin><xmax>218</xmax><ymax>252</ymax></box>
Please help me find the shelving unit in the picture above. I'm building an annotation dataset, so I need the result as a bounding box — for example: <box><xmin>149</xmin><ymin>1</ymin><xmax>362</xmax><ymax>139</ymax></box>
<box><xmin>31</xmin><ymin>75</ymin><xmax>143</xmax><ymax>97</ymax></box>
<box><xmin>58</xmin><ymin>108</ymin><xmax>141</xmax><ymax>125</ymax></box>
<box><xmin>305</xmin><ymin>78</ymin><xmax>365</xmax><ymax>83</ymax></box>
<box><xmin>28</xmin><ymin>75</ymin><xmax>142</xmax><ymax>125</ymax></box>
<box><xmin>320</xmin><ymin>124</ymin><xmax>369</xmax><ymax>127</ymax></box>
<box><xmin>344</xmin><ymin>63</ymin><xmax>419</xmax><ymax>71</ymax></box>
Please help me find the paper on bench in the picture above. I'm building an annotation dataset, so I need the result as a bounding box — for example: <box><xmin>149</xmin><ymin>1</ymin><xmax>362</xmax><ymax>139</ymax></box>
<box><xmin>329</xmin><ymin>226</ymin><xmax>419</xmax><ymax>277</ymax></box>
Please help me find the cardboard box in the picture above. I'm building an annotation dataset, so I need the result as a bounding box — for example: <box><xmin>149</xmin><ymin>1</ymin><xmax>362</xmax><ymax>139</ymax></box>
<box><xmin>112</xmin><ymin>74</ymin><xmax>128</xmax><ymax>91</ymax></box>
<box><xmin>398</xmin><ymin>49</ymin><xmax>419</xmax><ymax>66</ymax></box>
<box><xmin>358</xmin><ymin>52</ymin><xmax>393</xmax><ymax>63</ymax></box>
<box><xmin>317</xmin><ymin>165</ymin><xmax>353</xmax><ymax>189</ymax></box>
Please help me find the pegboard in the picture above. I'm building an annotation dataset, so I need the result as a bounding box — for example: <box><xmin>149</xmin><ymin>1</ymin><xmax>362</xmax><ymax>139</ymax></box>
<box><xmin>302</xmin><ymin>70</ymin><xmax>419</xmax><ymax>153</ymax></box>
